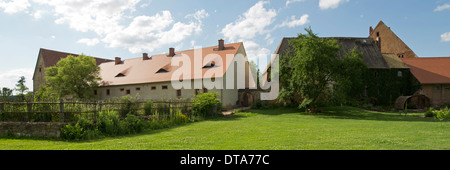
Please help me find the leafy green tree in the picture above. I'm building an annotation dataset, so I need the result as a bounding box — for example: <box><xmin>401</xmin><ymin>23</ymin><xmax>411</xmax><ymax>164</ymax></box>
<box><xmin>15</xmin><ymin>76</ymin><xmax>29</xmax><ymax>101</ymax></box>
<box><xmin>280</xmin><ymin>28</ymin><xmax>340</xmax><ymax>111</ymax></box>
<box><xmin>279</xmin><ymin>28</ymin><xmax>367</xmax><ymax>112</ymax></box>
<box><xmin>328</xmin><ymin>48</ymin><xmax>367</xmax><ymax>105</ymax></box>
<box><xmin>0</xmin><ymin>87</ymin><xmax>13</xmax><ymax>101</ymax></box>
<box><xmin>45</xmin><ymin>54</ymin><xmax>101</xmax><ymax>99</ymax></box>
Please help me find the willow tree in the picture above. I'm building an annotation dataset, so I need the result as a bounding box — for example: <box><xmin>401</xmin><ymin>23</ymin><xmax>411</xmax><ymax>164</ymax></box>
<box><xmin>45</xmin><ymin>54</ymin><xmax>101</xmax><ymax>99</ymax></box>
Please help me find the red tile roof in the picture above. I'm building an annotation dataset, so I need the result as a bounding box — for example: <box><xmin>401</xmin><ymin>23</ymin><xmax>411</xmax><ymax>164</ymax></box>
<box><xmin>39</xmin><ymin>48</ymin><xmax>113</xmax><ymax>67</ymax></box>
<box><xmin>98</xmin><ymin>42</ymin><xmax>248</xmax><ymax>86</ymax></box>
<box><xmin>402</xmin><ymin>57</ymin><xmax>450</xmax><ymax>84</ymax></box>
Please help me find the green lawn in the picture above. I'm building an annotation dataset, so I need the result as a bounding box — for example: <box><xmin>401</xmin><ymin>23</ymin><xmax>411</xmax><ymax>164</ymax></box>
<box><xmin>1</xmin><ymin>106</ymin><xmax>449</xmax><ymax>150</ymax></box>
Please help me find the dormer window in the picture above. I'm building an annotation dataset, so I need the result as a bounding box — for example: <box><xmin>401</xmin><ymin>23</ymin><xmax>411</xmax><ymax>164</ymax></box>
<box><xmin>156</xmin><ymin>68</ymin><xmax>169</xmax><ymax>73</ymax></box>
<box><xmin>203</xmin><ymin>61</ymin><xmax>216</xmax><ymax>69</ymax></box>
<box><xmin>115</xmin><ymin>73</ymin><xmax>126</xmax><ymax>77</ymax></box>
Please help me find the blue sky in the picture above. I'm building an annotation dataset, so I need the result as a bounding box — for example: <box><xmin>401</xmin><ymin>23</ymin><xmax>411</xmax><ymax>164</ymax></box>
<box><xmin>0</xmin><ymin>0</ymin><xmax>449</xmax><ymax>92</ymax></box>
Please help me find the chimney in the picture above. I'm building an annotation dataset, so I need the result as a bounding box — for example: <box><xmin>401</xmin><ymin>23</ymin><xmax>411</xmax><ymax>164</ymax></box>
<box><xmin>369</xmin><ymin>26</ymin><xmax>373</xmax><ymax>35</ymax></box>
<box><xmin>115</xmin><ymin>57</ymin><xmax>122</xmax><ymax>65</ymax></box>
<box><xmin>169</xmin><ymin>47</ymin><xmax>175</xmax><ymax>57</ymax></box>
<box><xmin>218</xmin><ymin>39</ymin><xmax>225</xmax><ymax>51</ymax></box>
<box><xmin>143</xmin><ymin>53</ymin><xmax>150</xmax><ymax>60</ymax></box>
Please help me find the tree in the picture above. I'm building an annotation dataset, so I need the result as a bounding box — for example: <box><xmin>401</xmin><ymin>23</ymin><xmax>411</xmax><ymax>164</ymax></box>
<box><xmin>328</xmin><ymin>48</ymin><xmax>367</xmax><ymax>105</ymax></box>
<box><xmin>0</xmin><ymin>87</ymin><xmax>13</xmax><ymax>101</ymax></box>
<box><xmin>45</xmin><ymin>54</ymin><xmax>101</xmax><ymax>99</ymax></box>
<box><xmin>279</xmin><ymin>28</ymin><xmax>367</xmax><ymax>112</ymax></box>
<box><xmin>15</xmin><ymin>76</ymin><xmax>29</xmax><ymax>101</ymax></box>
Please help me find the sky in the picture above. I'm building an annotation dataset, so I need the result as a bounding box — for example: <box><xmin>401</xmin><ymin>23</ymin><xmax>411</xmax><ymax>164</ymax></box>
<box><xmin>0</xmin><ymin>0</ymin><xmax>450</xmax><ymax>93</ymax></box>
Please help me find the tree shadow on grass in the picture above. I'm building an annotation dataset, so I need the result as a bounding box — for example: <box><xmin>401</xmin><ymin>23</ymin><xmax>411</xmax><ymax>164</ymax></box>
<box><xmin>248</xmin><ymin>106</ymin><xmax>438</xmax><ymax>123</ymax></box>
<box><xmin>0</xmin><ymin>114</ymin><xmax>247</xmax><ymax>144</ymax></box>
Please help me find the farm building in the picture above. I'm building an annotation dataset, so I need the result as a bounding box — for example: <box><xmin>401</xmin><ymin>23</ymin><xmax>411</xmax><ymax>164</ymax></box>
<box><xmin>32</xmin><ymin>40</ymin><xmax>256</xmax><ymax>109</ymax></box>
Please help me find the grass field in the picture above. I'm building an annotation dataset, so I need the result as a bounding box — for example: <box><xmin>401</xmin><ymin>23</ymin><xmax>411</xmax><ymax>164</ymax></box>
<box><xmin>1</xmin><ymin>106</ymin><xmax>449</xmax><ymax>150</ymax></box>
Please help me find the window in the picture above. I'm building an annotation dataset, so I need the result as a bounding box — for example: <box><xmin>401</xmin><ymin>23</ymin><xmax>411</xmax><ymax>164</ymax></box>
<box><xmin>94</xmin><ymin>90</ymin><xmax>97</xmax><ymax>95</ymax></box>
<box><xmin>203</xmin><ymin>88</ymin><xmax>208</xmax><ymax>93</ymax></box>
<box><xmin>106</xmin><ymin>89</ymin><xmax>110</xmax><ymax>96</ymax></box>
<box><xmin>136</xmin><ymin>87</ymin><xmax>141</xmax><ymax>91</ymax></box>
<box><xmin>151</xmin><ymin>86</ymin><xmax>156</xmax><ymax>90</ymax></box>
<box><xmin>176</xmin><ymin>89</ymin><xmax>182</xmax><ymax>98</ymax></box>
<box><xmin>39</xmin><ymin>68</ymin><xmax>42</xmax><ymax>72</ymax></box>
<box><xmin>126</xmin><ymin>89</ymin><xmax>131</xmax><ymax>95</ymax></box>
<box><xmin>120</xmin><ymin>88</ymin><xmax>125</xmax><ymax>92</ymax></box>
<box><xmin>397</xmin><ymin>71</ymin><xmax>403</xmax><ymax>77</ymax></box>
<box><xmin>162</xmin><ymin>85</ymin><xmax>168</xmax><ymax>90</ymax></box>
<box><xmin>376</xmin><ymin>32</ymin><xmax>380</xmax><ymax>37</ymax></box>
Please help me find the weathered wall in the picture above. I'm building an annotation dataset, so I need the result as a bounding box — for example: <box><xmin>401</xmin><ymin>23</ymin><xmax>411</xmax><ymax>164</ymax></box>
<box><xmin>369</xmin><ymin>21</ymin><xmax>418</xmax><ymax>58</ymax></box>
<box><xmin>0</xmin><ymin>122</ymin><xmax>68</xmax><ymax>138</ymax></box>
<box><xmin>33</xmin><ymin>54</ymin><xmax>46</xmax><ymax>93</ymax></box>
<box><xmin>419</xmin><ymin>84</ymin><xmax>450</xmax><ymax>106</ymax></box>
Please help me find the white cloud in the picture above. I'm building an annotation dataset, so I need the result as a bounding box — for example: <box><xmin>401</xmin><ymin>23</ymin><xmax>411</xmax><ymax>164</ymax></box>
<box><xmin>286</xmin><ymin>0</ymin><xmax>305</xmax><ymax>7</ymax></box>
<box><xmin>0</xmin><ymin>68</ymin><xmax>33</xmax><ymax>93</ymax></box>
<box><xmin>279</xmin><ymin>14</ymin><xmax>310</xmax><ymax>28</ymax></box>
<box><xmin>221</xmin><ymin>1</ymin><xmax>277</xmax><ymax>42</ymax></box>
<box><xmin>77</xmin><ymin>38</ymin><xmax>100</xmax><ymax>46</ymax></box>
<box><xmin>221</xmin><ymin>1</ymin><xmax>279</xmax><ymax>69</ymax></box>
<box><xmin>103</xmin><ymin>10</ymin><xmax>207</xmax><ymax>53</ymax></box>
<box><xmin>0</xmin><ymin>0</ymin><xmax>30</xmax><ymax>14</ymax></box>
<box><xmin>319</xmin><ymin>0</ymin><xmax>348</xmax><ymax>10</ymax></box>
<box><xmin>27</xmin><ymin>0</ymin><xmax>208</xmax><ymax>53</ymax></box>
<box><xmin>244</xmin><ymin>41</ymin><xmax>271</xmax><ymax>62</ymax></box>
<box><xmin>32</xmin><ymin>0</ymin><xmax>140</xmax><ymax>35</ymax></box>
<box><xmin>435</xmin><ymin>4</ymin><xmax>450</xmax><ymax>12</ymax></box>
<box><xmin>441</xmin><ymin>32</ymin><xmax>450</xmax><ymax>42</ymax></box>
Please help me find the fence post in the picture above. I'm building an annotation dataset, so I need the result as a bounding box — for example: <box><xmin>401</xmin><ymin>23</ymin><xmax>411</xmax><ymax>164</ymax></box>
<box><xmin>59</xmin><ymin>99</ymin><xmax>65</xmax><ymax>122</ymax></box>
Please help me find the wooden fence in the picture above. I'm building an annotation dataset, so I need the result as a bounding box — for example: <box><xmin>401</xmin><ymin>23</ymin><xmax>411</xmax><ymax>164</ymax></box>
<box><xmin>0</xmin><ymin>99</ymin><xmax>192</xmax><ymax>122</ymax></box>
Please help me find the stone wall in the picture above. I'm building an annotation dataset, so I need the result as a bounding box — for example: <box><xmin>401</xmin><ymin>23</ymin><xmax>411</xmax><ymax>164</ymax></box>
<box><xmin>0</xmin><ymin>122</ymin><xmax>68</xmax><ymax>138</ymax></box>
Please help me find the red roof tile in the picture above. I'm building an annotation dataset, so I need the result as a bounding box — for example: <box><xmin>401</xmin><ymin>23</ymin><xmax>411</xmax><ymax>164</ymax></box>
<box><xmin>402</xmin><ymin>57</ymin><xmax>450</xmax><ymax>84</ymax></box>
<box><xmin>98</xmin><ymin>42</ymin><xmax>247</xmax><ymax>86</ymax></box>
<box><xmin>39</xmin><ymin>48</ymin><xmax>113</xmax><ymax>67</ymax></box>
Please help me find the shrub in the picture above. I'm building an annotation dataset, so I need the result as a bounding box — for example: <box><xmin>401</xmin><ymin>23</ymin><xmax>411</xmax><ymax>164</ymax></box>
<box><xmin>123</xmin><ymin>114</ymin><xmax>145</xmax><ymax>134</ymax></box>
<box><xmin>155</xmin><ymin>102</ymin><xmax>170</xmax><ymax>116</ymax></box>
<box><xmin>143</xmin><ymin>100</ymin><xmax>153</xmax><ymax>116</ymax></box>
<box><xmin>97</xmin><ymin>109</ymin><xmax>122</xmax><ymax>136</ymax></box>
<box><xmin>192</xmin><ymin>92</ymin><xmax>222</xmax><ymax>118</ymax></box>
<box><xmin>118</xmin><ymin>95</ymin><xmax>139</xmax><ymax>118</ymax></box>
<box><xmin>433</xmin><ymin>107</ymin><xmax>450</xmax><ymax>126</ymax></box>
<box><xmin>60</xmin><ymin>110</ymin><xmax>145</xmax><ymax>140</ymax></box>
<box><xmin>424</xmin><ymin>108</ymin><xmax>436</xmax><ymax>118</ymax></box>
<box><xmin>251</xmin><ymin>99</ymin><xmax>263</xmax><ymax>109</ymax></box>
<box><xmin>60</xmin><ymin>115</ymin><xmax>100</xmax><ymax>140</ymax></box>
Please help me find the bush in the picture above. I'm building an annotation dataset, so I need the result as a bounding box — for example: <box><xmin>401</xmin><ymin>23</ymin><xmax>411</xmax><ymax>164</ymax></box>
<box><xmin>60</xmin><ymin>115</ymin><xmax>100</xmax><ymax>140</ymax></box>
<box><xmin>123</xmin><ymin>114</ymin><xmax>145</xmax><ymax>134</ymax></box>
<box><xmin>60</xmin><ymin>110</ymin><xmax>145</xmax><ymax>140</ymax></box>
<box><xmin>425</xmin><ymin>108</ymin><xmax>436</xmax><ymax>118</ymax></box>
<box><xmin>433</xmin><ymin>107</ymin><xmax>450</xmax><ymax>126</ymax></box>
<box><xmin>143</xmin><ymin>100</ymin><xmax>153</xmax><ymax>116</ymax></box>
<box><xmin>192</xmin><ymin>92</ymin><xmax>221</xmax><ymax>118</ymax></box>
<box><xmin>251</xmin><ymin>99</ymin><xmax>263</xmax><ymax>109</ymax></box>
<box><xmin>118</xmin><ymin>95</ymin><xmax>139</xmax><ymax>118</ymax></box>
